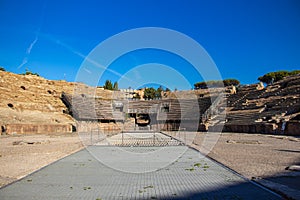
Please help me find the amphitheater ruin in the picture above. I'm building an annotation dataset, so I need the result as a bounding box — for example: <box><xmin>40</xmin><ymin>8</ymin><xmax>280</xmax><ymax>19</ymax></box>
<box><xmin>1</xmin><ymin>70</ymin><xmax>300</xmax><ymax>199</ymax></box>
<box><xmin>0</xmin><ymin>70</ymin><xmax>299</xmax><ymax>136</ymax></box>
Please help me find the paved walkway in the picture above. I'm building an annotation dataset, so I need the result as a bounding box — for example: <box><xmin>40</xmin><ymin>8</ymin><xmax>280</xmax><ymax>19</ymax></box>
<box><xmin>0</xmin><ymin>143</ymin><xmax>281</xmax><ymax>199</ymax></box>
<box><xmin>96</xmin><ymin>132</ymin><xmax>184</xmax><ymax>146</ymax></box>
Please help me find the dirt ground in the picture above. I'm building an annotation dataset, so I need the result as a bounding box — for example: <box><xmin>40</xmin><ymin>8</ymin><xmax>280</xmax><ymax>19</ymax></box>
<box><xmin>0</xmin><ymin>132</ymin><xmax>299</xmax><ymax>198</ymax></box>
<box><xmin>192</xmin><ymin>132</ymin><xmax>300</xmax><ymax>179</ymax></box>
<box><xmin>0</xmin><ymin>133</ymin><xmax>83</xmax><ymax>188</ymax></box>
<box><xmin>193</xmin><ymin>132</ymin><xmax>300</xmax><ymax>199</ymax></box>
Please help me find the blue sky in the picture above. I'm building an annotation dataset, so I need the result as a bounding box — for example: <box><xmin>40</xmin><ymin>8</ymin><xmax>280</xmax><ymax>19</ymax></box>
<box><xmin>0</xmin><ymin>0</ymin><xmax>299</xmax><ymax>90</ymax></box>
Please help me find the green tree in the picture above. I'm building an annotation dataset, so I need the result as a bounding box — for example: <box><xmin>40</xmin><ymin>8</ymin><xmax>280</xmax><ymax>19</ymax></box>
<box><xmin>104</xmin><ymin>80</ymin><xmax>113</xmax><ymax>90</ymax></box>
<box><xmin>0</xmin><ymin>66</ymin><xmax>5</xmax><ymax>71</ymax></box>
<box><xmin>258</xmin><ymin>70</ymin><xmax>294</xmax><ymax>84</ymax></box>
<box><xmin>194</xmin><ymin>80</ymin><xmax>224</xmax><ymax>89</ymax></box>
<box><xmin>289</xmin><ymin>70</ymin><xmax>300</xmax><ymax>76</ymax></box>
<box><xmin>143</xmin><ymin>87</ymin><xmax>156</xmax><ymax>99</ymax></box>
<box><xmin>155</xmin><ymin>85</ymin><xmax>163</xmax><ymax>98</ymax></box>
<box><xmin>113</xmin><ymin>81</ymin><xmax>118</xmax><ymax>90</ymax></box>
<box><xmin>223</xmin><ymin>79</ymin><xmax>240</xmax><ymax>86</ymax></box>
<box><xmin>194</xmin><ymin>81</ymin><xmax>207</xmax><ymax>89</ymax></box>
<box><xmin>194</xmin><ymin>79</ymin><xmax>240</xmax><ymax>89</ymax></box>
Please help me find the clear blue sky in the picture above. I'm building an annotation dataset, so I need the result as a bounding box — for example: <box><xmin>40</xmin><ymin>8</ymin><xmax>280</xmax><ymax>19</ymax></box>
<box><xmin>0</xmin><ymin>0</ymin><xmax>299</xmax><ymax>90</ymax></box>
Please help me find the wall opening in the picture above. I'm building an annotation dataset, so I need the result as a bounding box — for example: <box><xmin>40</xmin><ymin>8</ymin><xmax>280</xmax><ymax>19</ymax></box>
<box><xmin>1</xmin><ymin>126</ymin><xmax>6</xmax><ymax>134</ymax></box>
<box><xmin>161</xmin><ymin>103</ymin><xmax>170</xmax><ymax>113</ymax></box>
<box><xmin>72</xmin><ymin>125</ymin><xmax>77</xmax><ymax>132</ymax></box>
<box><xmin>136</xmin><ymin>113</ymin><xmax>151</xmax><ymax>126</ymax></box>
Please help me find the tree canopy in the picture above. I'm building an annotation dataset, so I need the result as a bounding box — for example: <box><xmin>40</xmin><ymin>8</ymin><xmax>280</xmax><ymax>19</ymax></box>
<box><xmin>143</xmin><ymin>86</ymin><xmax>164</xmax><ymax>99</ymax></box>
<box><xmin>103</xmin><ymin>80</ymin><xmax>118</xmax><ymax>90</ymax></box>
<box><xmin>143</xmin><ymin>87</ymin><xmax>157</xmax><ymax>99</ymax></box>
<box><xmin>104</xmin><ymin>80</ymin><xmax>113</xmax><ymax>90</ymax></box>
<box><xmin>258</xmin><ymin>70</ymin><xmax>300</xmax><ymax>84</ymax></box>
<box><xmin>223</xmin><ymin>79</ymin><xmax>240</xmax><ymax>87</ymax></box>
<box><xmin>194</xmin><ymin>79</ymin><xmax>240</xmax><ymax>89</ymax></box>
<box><xmin>113</xmin><ymin>82</ymin><xmax>118</xmax><ymax>90</ymax></box>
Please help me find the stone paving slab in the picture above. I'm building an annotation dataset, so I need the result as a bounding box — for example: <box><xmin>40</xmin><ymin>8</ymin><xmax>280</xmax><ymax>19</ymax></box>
<box><xmin>0</xmin><ymin>146</ymin><xmax>282</xmax><ymax>200</ymax></box>
<box><xmin>95</xmin><ymin>132</ymin><xmax>183</xmax><ymax>146</ymax></box>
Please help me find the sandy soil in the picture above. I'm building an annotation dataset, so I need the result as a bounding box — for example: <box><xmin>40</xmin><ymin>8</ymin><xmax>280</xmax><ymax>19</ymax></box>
<box><xmin>164</xmin><ymin>131</ymin><xmax>300</xmax><ymax>179</ymax></box>
<box><xmin>0</xmin><ymin>132</ymin><xmax>299</xmax><ymax>197</ymax></box>
<box><xmin>0</xmin><ymin>133</ymin><xmax>83</xmax><ymax>188</ymax></box>
<box><xmin>192</xmin><ymin>132</ymin><xmax>300</xmax><ymax>179</ymax></box>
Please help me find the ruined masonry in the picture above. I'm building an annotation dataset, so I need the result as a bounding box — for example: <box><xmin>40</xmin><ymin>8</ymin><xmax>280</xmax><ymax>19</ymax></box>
<box><xmin>0</xmin><ymin>71</ymin><xmax>299</xmax><ymax>135</ymax></box>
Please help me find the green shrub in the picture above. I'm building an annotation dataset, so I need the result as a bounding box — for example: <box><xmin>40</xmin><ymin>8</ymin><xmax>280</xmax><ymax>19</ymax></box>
<box><xmin>21</xmin><ymin>69</ymin><xmax>39</xmax><ymax>76</ymax></box>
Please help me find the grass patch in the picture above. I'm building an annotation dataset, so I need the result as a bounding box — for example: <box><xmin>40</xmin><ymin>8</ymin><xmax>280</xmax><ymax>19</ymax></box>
<box><xmin>143</xmin><ymin>185</ymin><xmax>154</xmax><ymax>189</ymax></box>
<box><xmin>194</xmin><ymin>163</ymin><xmax>201</xmax><ymax>167</ymax></box>
<box><xmin>185</xmin><ymin>168</ymin><xmax>195</xmax><ymax>171</ymax></box>
<box><xmin>74</xmin><ymin>163</ymin><xmax>85</xmax><ymax>167</ymax></box>
<box><xmin>83</xmin><ymin>186</ymin><xmax>91</xmax><ymax>190</ymax></box>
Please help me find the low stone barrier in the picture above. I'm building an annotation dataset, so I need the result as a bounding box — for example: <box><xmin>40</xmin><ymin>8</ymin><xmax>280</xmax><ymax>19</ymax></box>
<box><xmin>4</xmin><ymin>124</ymin><xmax>73</xmax><ymax>134</ymax></box>
<box><xmin>223</xmin><ymin>123</ymin><xmax>277</xmax><ymax>134</ymax></box>
<box><xmin>285</xmin><ymin>121</ymin><xmax>300</xmax><ymax>136</ymax></box>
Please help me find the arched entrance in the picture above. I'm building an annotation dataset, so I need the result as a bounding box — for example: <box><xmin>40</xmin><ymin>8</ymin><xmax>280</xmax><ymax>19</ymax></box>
<box><xmin>135</xmin><ymin>113</ymin><xmax>151</xmax><ymax>126</ymax></box>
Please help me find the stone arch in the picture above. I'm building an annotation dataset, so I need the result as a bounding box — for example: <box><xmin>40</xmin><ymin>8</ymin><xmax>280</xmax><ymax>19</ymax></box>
<box><xmin>135</xmin><ymin>113</ymin><xmax>151</xmax><ymax>126</ymax></box>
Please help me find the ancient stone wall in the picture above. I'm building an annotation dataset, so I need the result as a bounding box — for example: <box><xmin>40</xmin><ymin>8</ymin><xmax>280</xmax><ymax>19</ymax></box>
<box><xmin>1</xmin><ymin>70</ymin><xmax>299</xmax><ymax>135</ymax></box>
<box><xmin>285</xmin><ymin>121</ymin><xmax>300</xmax><ymax>136</ymax></box>
<box><xmin>223</xmin><ymin>123</ymin><xmax>277</xmax><ymax>134</ymax></box>
<box><xmin>5</xmin><ymin>124</ymin><xmax>73</xmax><ymax>135</ymax></box>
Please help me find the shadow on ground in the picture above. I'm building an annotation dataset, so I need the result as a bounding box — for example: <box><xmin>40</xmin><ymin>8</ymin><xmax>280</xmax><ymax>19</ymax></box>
<box><xmin>0</xmin><ymin>146</ymin><xmax>284</xmax><ymax>200</ymax></box>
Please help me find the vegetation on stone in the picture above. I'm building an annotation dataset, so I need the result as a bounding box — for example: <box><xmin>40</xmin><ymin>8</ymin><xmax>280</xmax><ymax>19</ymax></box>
<box><xmin>0</xmin><ymin>66</ymin><xmax>5</xmax><ymax>71</ymax></box>
<box><xmin>258</xmin><ymin>70</ymin><xmax>300</xmax><ymax>84</ymax></box>
<box><xmin>194</xmin><ymin>163</ymin><xmax>201</xmax><ymax>167</ymax></box>
<box><xmin>21</xmin><ymin>69</ymin><xmax>39</xmax><ymax>76</ymax></box>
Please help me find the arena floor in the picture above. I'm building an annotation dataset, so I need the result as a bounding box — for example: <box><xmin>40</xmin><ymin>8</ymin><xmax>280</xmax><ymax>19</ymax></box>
<box><xmin>0</xmin><ymin>133</ymin><xmax>281</xmax><ymax>199</ymax></box>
